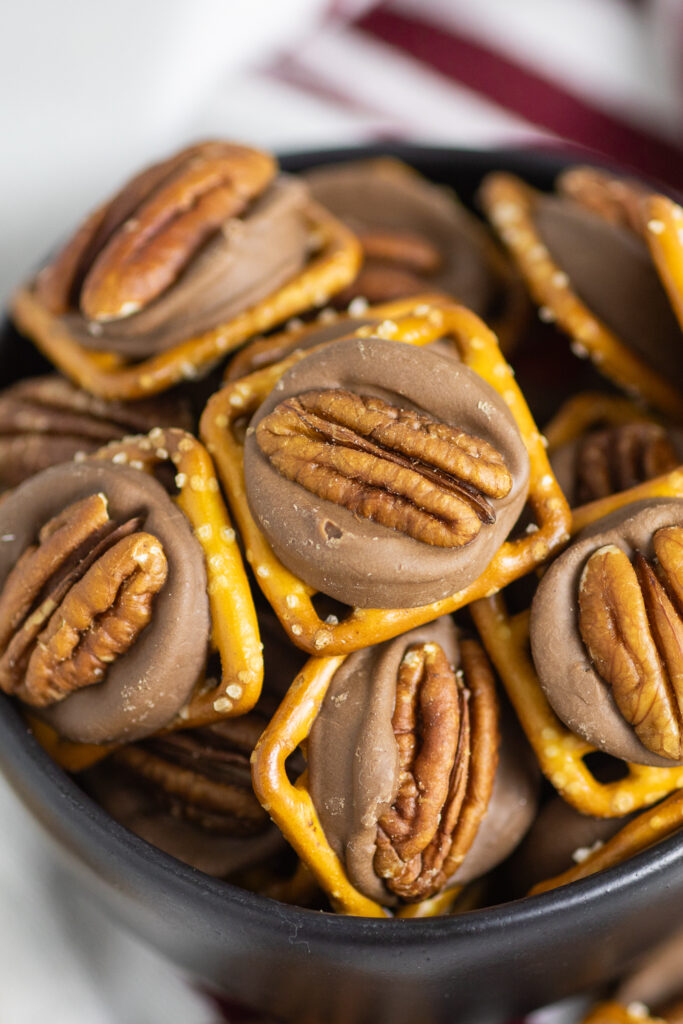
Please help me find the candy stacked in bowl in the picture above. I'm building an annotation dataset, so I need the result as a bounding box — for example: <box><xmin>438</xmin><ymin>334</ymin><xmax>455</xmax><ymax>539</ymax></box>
<box><xmin>2</xmin><ymin>140</ymin><xmax>683</xmax><ymax>1024</ymax></box>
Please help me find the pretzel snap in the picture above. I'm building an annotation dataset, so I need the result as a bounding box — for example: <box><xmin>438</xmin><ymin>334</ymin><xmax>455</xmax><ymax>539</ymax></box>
<box><xmin>29</xmin><ymin>428</ymin><xmax>262</xmax><ymax>771</ymax></box>
<box><xmin>201</xmin><ymin>301</ymin><xmax>570</xmax><ymax>655</ymax></box>
<box><xmin>471</xmin><ymin>592</ymin><xmax>683</xmax><ymax>817</ymax></box>
<box><xmin>11</xmin><ymin>201</ymin><xmax>361</xmax><ymax>401</ymax></box>
<box><xmin>251</xmin><ymin>625</ymin><xmax>523</xmax><ymax>917</ymax></box>
<box><xmin>92</xmin><ymin>428</ymin><xmax>262</xmax><ymax>725</ymax></box>
<box><xmin>481</xmin><ymin>173</ymin><xmax>683</xmax><ymax>420</ymax></box>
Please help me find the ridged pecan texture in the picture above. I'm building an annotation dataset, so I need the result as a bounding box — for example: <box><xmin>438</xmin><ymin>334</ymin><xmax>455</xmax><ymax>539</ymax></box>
<box><xmin>256</xmin><ymin>388</ymin><xmax>512</xmax><ymax>547</ymax></box>
<box><xmin>36</xmin><ymin>142</ymin><xmax>276</xmax><ymax>320</ymax></box>
<box><xmin>0</xmin><ymin>493</ymin><xmax>167</xmax><ymax>707</ymax></box>
<box><xmin>579</xmin><ymin>527</ymin><xmax>683</xmax><ymax>759</ymax></box>
<box><xmin>373</xmin><ymin>638</ymin><xmax>499</xmax><ymax>901</ymax></box>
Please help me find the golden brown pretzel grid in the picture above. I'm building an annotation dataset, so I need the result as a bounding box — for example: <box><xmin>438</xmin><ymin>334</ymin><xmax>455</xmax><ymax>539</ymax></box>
<box><xmin>480</xmin><ymin>173</ymin><xmax>683</xmax><ymax>421</ymax></box>
<box><xmin>29</xmin><ymin>427</ymin><xmax>262</xmax><ymax>772</ymax></box>
<box><xmin>200</xmin><ymin>299</ymin><xmax>571</xmax><ymax>656</ymax></box>
<box><xmin>10</xmin><ymin>201</ymin><xmax>362</xmax><ymax>401</ymax></box>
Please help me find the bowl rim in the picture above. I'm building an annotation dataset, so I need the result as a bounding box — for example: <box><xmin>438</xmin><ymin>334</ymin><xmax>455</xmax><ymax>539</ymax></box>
<box><xmin>1</xmin><ymin>141</ymin><xmax>682</xmax><ymax>947</ymax></box>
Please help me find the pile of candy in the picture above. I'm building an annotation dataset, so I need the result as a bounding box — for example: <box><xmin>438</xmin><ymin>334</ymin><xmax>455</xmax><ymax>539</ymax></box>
<box><xmin>3</xmin><ymin>143</ymin><xmax>683</xmax><ymax>982</ymax></box>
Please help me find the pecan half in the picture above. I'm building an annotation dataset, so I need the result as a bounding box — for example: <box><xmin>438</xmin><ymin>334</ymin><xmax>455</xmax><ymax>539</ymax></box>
<box><xmin>0</xmin><ymin>375</ymin><xmax>190</xmax><ymax>490</ymax></box>
<box><xmin>0</xmin><ymin>493</ymin><xmax>167</xmax><ymax>707</ymax></box>
<box><xmin>333</xmin><ymin>227</ymin><xmax>443</xmax><ymax>306</ymax></box>
<box><xmin>576</xmin><ymin>423</ymin><xmax>679</xmax><ymax>506</ymax></box>
<box><xmin>36</xmin><ymin>142</ymin><xmax>276</xmax><ymax>320</ymax></box>
<box><xmin>114</xmin><ymin>714</ymin><xmax>269</xmax><ymax>836</ymax></box>
<box><xmin>578</xmin><ymin>528</ymin><xmax>683</xmax><ymax>759</ymax></box>
<box><xmin>373</xmin><ymin>638</ymin><xmax>499</xmax><ymax>901</ymax></box>
<box><xmin>256</xmin><ymin>388</ymin><xmax>512</xmax><ymax>548</ymax></box>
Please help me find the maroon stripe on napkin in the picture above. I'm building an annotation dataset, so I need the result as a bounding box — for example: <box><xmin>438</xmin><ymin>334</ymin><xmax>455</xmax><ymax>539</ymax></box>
<box><xmin>355</xmin><ymin>4</ymin><xmax>683</xmax><ymax>187</ymax></box>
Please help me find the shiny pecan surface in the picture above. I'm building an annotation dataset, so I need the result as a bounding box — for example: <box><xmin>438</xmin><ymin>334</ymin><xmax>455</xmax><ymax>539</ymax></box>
<box><xmin>0</xmin><ymin>375</ymin><xmax>190</xmax><ymax>490</ymax></box>
<box><xmin>575</xmin><ymin>423</ymin><xmax>680</xmax><ymax>506</ymax></box>
<box><xmin>36</xmin><ymin>142</ymin><xmax>276</xmax><ymax>321</ymax></box>
<box><xmin>0</xmin><ymin>492</ymin><xmax>167</xmax><ymax>707</ymax></box>
<box><xmin>579</xmin><ymin>527</ymin><xmax>683</xmax><ymax>759</ymax></box>
<box><xmin>114</xmin><ymin>714</ymin><xmax>269</xmax><ymax>836</ymax></box>
<box><xmin>256</xmin><ymin>388</ymin><xmax>512</xmax><ymax>548</ymax></box>
<box><xmin>374</xmin><ymin>638</ymin><xmax>499</xmax><ymax>901</ymax></box>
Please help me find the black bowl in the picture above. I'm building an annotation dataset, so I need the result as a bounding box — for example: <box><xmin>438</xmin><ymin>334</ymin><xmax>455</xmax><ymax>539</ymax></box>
<box><xmin>1</xmin><ymin>145</ymin><xmax>682</xmax><ymax>1024</ymax></box>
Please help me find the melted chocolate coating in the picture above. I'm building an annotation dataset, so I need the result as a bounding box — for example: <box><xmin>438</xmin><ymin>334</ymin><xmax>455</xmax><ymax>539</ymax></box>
<box><xmin>530</xmin><ymin>499</ymin><xmax>683</xmax><ymax>766</ymax></box>
<box><xmin>308</xmin><ymin>617</ymin><xmax>537</xmax><ymax>904</ymax></box>
<box><xmin>535</xmin><ymin>196</ymin><xmax>683</xmax><ymax>387</ymax></box>
<box><xmin>244</xmin><ymin>337</ymin><xmax>530</xmax><ymax>608</ymax></box>
<box><xmin>305</xmin><ymin>160</ymin><xmax>495</xmax><ymax>316</ymax></box>
<box><xmin>0</xmin><ymin>461</ymin><xmax>210</xmax><ymax>743</ymax></box>
<box><xmin>61</xmin><ymin>177</ymin><xmax>310</xmax><ymax>359</ymax></box>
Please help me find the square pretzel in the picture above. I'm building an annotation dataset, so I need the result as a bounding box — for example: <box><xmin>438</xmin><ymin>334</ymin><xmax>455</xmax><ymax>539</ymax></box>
<box><xmin>471</xmin><ymin>469</ymin><xmax>683</xmax><ymax>818</ymax></box>
<box><xmin>201</xmin><ymin>299</ymin><xmax>571</xmax><ymax>656</ymax></box>
<box><xmin>29</xmin><ymin>428</ymin><xmax>263</xmax><ymax>772</ymax></box>
<box><xmin>481</xmin><ymin>173</ymin><xmax>683</xmax><ymax>420</ymax></box>
<box><xmin>10</xmin><ymin>202</ymin><xmax>361</xmax><ymax>401</ymax></box>
<box><xmin>251</xmin><ymin>650</ymin><xmax>467</xmax><ymax>918</ymax></box>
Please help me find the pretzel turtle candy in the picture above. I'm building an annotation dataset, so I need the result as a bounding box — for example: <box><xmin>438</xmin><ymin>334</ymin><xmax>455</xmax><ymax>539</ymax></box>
<box><xmin>471</xmin><ymin>592</ymin><xmax>683</xmax><ymax>818</ymax></box>
<box><xmin>28</xmin><ymin>428</ymin><xmax>262</xmax><ymax>772</ymax></box>
<box><xmin>542</xmin><ymin>392</ymin><xmax>682</xmax><ymax>507</ymax></box>
<box><xmin>201</xmin><ymin>300</ymin><xmax>571</xmax><ymax>656</ymax></box>
<box><xmin>480</xmin><ymin>173</ymin><xmax>683</xmax><ymax>420</ymax></box>
<box><xmin>471</xmin><ymin>469</ymin><xmax>683</xmax><ymax>817</ymax></box>
<box><xmin>304</xmin><ymin>157</ymin><xmax>529</xmax><ymax>353</ymax></box>
<box><xmin>558</xmin><ymin>166</ymin><xmax>683</xmax><ymax>332</ymax></box>
<box><xmin>251</xmin><ymin>627</ymin><xmax>530</xmax><ymax>918</ymax></box>
<box><xmin>11</xmin><ymin>144</ymin><xmax>361</xmax><ymax>401</ymax></box>
<box><xmin>530</xmin><ymin>786</ymin><xmax>683</xmax><ymax>897</ymax></box>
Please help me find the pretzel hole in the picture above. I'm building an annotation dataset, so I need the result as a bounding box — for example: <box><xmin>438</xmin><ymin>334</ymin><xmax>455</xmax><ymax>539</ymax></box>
<box><xmin>582</xmin><ymin>751</ymin><xmax>630</xmax><ymax>784</ymax></box>
<box><xmin>310</xmin><ymin>592</ymin><xmax>352</xmax><ymax>625</ymax></box>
